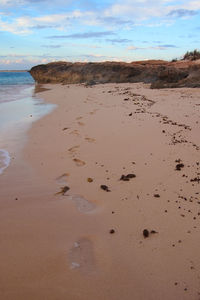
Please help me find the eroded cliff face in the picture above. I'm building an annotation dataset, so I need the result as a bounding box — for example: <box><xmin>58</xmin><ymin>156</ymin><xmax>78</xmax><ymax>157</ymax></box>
<box><xmin>29</xmin><ymin>60</ymin><xmax>200</xmax><ymax>88</ymax></box>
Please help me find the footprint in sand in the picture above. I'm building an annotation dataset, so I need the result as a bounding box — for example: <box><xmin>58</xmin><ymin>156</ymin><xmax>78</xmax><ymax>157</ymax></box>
<box><xmin>68</xmin><ymin>145</ymin><xmax>80</xmax><ymax>154</ymax></box>
<box><xmin>73</xmin><ymin>158</ymin><xmax>86</xmax><ymax>166</ymax></box>
<box><xmin>67</xmin><ymin>194</ymin><xmax>96</xmax><ymax>213</ymax></box>
<box><xmin>68</xmin><ymin>238</ymin><xmax>96</xmax><ymax>273</ymax></box>
<box><xmin>85</xmin><ymin>137</ymin><xmax>96</xmax><ymax>143</ymax></box>
<box><xmin>89</xmin><ymin>109</ymin><xmax>98</xmax><ymax>115</ymax></box>
<box><xmin>70</xmin><ymin>130</ymin><xmax>80</xmax><ymax>136</ymax></box>
<box><xmin>56</xmin><ymin>173</ymin><xmax>70</xmax><ymax>185</ymax></box>
<box><xmin>77</xmin><ymin>121</ymin><xmax>85</xmax><ymax>126</ymax></box>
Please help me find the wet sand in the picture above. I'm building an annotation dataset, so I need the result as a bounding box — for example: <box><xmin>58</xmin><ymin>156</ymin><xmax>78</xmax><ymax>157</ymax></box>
<box><xmin>0</xmin><ymin>82</ymin><xmax>200</xmax><ymax>300</ymax></box>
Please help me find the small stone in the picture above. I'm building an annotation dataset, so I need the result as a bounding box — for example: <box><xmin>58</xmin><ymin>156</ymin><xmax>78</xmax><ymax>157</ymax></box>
<box><xmin>87</xmin><ymin>177</ymin><xmax>93</xmax><ymax>183</ymax></box>
<box><xmin>175</xmin><ymin>163</ymin><xmax>184</xmax><ymax>171</ymax></box>
<box><xmin>120</xmin><ymin>174</ymin><xmax>136</xmax><ymax>181</ymax></box>
<box><xmin>55</xmin><ymin>186</ymin><xmax>70</xmax><ymax>196</ymax></box>
<box><xmin>143</xmin><ymin>229</ymin><xmax>149</xmax><ymax>238</ymax></box>
<box><xmin>154</xmin><ymin>194</ymin><xmax>160</xmax><ymax>198</ymax></box>
<box><xmin>100</xmin><ymin>185</ymin><xmax>110</xmax><ymax>192</ymax></box>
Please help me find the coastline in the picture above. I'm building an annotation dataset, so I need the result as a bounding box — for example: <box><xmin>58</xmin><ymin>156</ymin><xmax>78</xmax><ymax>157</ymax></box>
<box><xmin>1</xmin><ymin>82</ymin><xmax>200</xmax><ymax>299</ymax></box>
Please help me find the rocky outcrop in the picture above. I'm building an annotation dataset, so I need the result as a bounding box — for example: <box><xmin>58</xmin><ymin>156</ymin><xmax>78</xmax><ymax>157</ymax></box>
<box><xmin>29</xmin><ymin>60</ymin><xmax>200</xmax><ymax>88</ymax></box>
<box><xmin>151</xmin><ymin>64</ymin><xmax>200</xmax><ymax>88</ymax></box>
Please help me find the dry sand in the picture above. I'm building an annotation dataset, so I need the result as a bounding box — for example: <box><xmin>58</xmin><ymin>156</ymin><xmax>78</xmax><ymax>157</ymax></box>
<box><xmin>0</xmin><ymin>82</ymin><xmax>200</xmax><ymax>300</ymax></box>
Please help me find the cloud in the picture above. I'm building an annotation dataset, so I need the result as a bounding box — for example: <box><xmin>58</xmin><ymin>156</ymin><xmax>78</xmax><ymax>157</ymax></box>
<box><xmin>30</xmin><ymin>24</ymin><xmax>59</xmax><ymax>29</ymax></box>
<box><xmin>168</xmin><ymin>9</ymin><xmax>198</xmax><ymax>18</ymax></box>
<box><xmin>0</xmin><ymin>52</ymin><xmax>71</xmax><ymax>69</ymax></box>
<box><xmin>0</xmin><ymin>12</ymin><xmax>74</xmax><ymax>34</ymax></box>
<box><xmin>0</xmin><ymin>16</ymin><xmax>31</xmax><ymax>34</ymax></box>
<box><xmin>0</xmin><ymin>0</ymin><xmax>73</xmax><ymax>6</ymax></box>
<box><xmin>159</xmin><ymin>44</ymin><xmax>177</xmax><ymax>48</ymax></box>
<box><xmin>104</xmin><ymin>0</ymin><xmax>200</xmax><ymax>22</ymax></box>
<box><xmin>48</xmin><ymin>31</ymin><xmax>115</xmax><ymax>39</ymax></box>
<box><xmin>106</xmin><ymin>38</ymin><xmax>132</xmax><ymax>44</ymax></box>
<box><xmin>127</xmin><ymin>46</ymin><xmax>143</xmax><ymax>50</ymax></box>
<box><xmin>79</xmin><ymin>53</ymin><xmax>132</xmax><ymax>62</ymax></box>
<box><xmin>41</xmin><ymin>44</ymin><xmax>62</xmax><ymax>48</ymax></box>
<box><xmin>0</xmin><ymin>51</ymin><xmax>133</xmax><ymax>70</ymax></box>
<box><xmin>1</xmin><ymin>0</ymin><xmax>200</xmax><ymax>37</ymax></box>
<box><xmin>127</xmin><ymin>44</ymin><xmax>177</xmax><ymax>51</ymax></box>
<box><xmin>83</xmin><ymin>15</ymin><xmax>134</xmax><ymax>28</ymax></box>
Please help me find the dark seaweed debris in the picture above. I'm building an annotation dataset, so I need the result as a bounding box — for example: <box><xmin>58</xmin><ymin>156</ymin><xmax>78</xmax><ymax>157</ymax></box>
<box><xmin>120</xmin><ymin>174</ymin><xmax>136</xmax><ymax>181</ymax></box>
<box><xmin>55</xmin><ymin>186</ymin><xmax>70</xmax><ymax>195</ymax></box>
<box><xmin>143</xmin><ymin>229</ymin><xmax>158</xmax><ymax>238</ymax></box>
<box><xmin>175</xmin><ymin>163</ymin><xmax>184</xmax><ymax>171</ymax></box>
<box><xmin>143</xmin><ymin>229</ymin><xmax>149</xmax><ymax>238</ymax></box>
<box><xmin>154</xmin><ymin>194</ymin><xmax>160</xmax><ymax>198</ymax></box>
<box><xmin>100</xmin><ymin>185</ymin><xmax>111</xmax><ymax>192</ymax></box>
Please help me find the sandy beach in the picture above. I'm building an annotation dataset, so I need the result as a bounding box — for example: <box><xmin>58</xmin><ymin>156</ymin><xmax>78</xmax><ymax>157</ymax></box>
<box><xmin>0</xmin><ymin>82</ymin><xmax>200</xmax><ymax>300</ymax></box>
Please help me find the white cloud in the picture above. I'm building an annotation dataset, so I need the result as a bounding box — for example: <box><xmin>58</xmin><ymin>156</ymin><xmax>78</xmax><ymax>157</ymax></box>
<box><xmin>0</xmin><ymin>1</ymin><xmax>199</xmax><ymax>36</ymax></box>
<box><xmin>127</xmin><ymin>44</ymin><xmax>177</xmax><ymax>51</ymax></box>
<box><xmin>104</xmin><ymin>0</ymin><xmax>200</xmax><ymax>21</ymax></box>
<box><xmin>0</xmin><ymin>16</ymin><xmax>31</xmax><ymax>34</ymax></box>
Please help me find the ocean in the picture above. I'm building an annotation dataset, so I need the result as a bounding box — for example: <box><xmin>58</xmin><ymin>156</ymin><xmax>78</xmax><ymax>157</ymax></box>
<box><xmin>0</xmin><ymin>71</ymin><xmax>55</xmax><ymax>175</ymax></box>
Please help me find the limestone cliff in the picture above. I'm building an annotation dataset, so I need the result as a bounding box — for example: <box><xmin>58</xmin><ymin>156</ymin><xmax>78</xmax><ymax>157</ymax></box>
<box><xmin>29</xmin><ymin>60</ymin><xmax>200</xmax><ymax>88</ymax></box>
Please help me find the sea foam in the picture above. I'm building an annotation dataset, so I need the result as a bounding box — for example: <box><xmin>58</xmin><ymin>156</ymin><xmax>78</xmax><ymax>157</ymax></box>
<box><xmin>0</xmin><ymin>149</ymin><xmax>11</xmax><ymax>174</ymax></box>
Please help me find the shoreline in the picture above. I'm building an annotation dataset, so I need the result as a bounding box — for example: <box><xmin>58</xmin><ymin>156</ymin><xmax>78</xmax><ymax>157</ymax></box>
<box><xmin>1</xmin><ymin>82</ymin><xmax>200</xmax><ymax>299</ymax></box>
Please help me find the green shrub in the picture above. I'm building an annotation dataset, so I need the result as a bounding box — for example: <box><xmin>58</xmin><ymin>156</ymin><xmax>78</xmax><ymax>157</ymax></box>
<box><xmin>183</xmin><ymin>49</ymin><xmax>200</xmax><ymax>61</ymax></box>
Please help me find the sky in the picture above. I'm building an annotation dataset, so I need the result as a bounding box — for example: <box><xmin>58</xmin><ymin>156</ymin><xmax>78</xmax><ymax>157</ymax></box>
<box><xmin>0</xmin><ymin>0</ymin><xmax>200</xmax><ymax>69</ymax></box>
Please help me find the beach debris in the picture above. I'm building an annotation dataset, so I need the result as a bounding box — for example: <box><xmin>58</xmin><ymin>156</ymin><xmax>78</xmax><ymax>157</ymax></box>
<box><xmin>55</xmin><ymin>186</ymin><xmax>70</xmax><ymax>196</ymax></box>
<box><xmin>100</xmin><ymin>185</ymin><xmax>110</xmax><ymax>192</ymax></box>
<box><xmin>190</xmin><ymin>177</ymin><xmax>200</xmax><ymax>183</ymax></box>
<box><xmin>109</xmin><ymin>229</ymin><xmax>115</xmax><ymax>234</ymax></box>
<box><xmin>129</xmin><ymin>112</ymin><xmax>132</xmax><ymax>116</ymax></box>
<box><xmin>154</xmin><ymin>193</ymin><xmax>160</xmax><ymax>198</ymax></box>
<box><xmin>143</xmin><ymin>229</ymin><xmax>158</xmax><ymax>238</ymax></box>
<box><xmin>143</xmin><ymin>229</ymin><xmax>149</xmax><ymax>238</ymax></box>
<box><xmin>124</xmin><ymin>98</ymin><xmax>129</xmax><ymax>101</ymax></box>
<box><xmin>73</xmin><ymin>158</ymin><xmax>86</xmax><ymax>166</ymax></box>
<box><xmin>87</xmin><ymin>177</ymin><xmax>93</xmax><ymax>183</ymax></box>
<box><xmin>175</xmin><ymin>159</ymin><xmax>181</xmax><ymax>163</ymax></box>
<box><xmin>68</xmin><ymin>145</ymin><xmax>80</xmax><ymax>153</ymax></box>
<box><xmin>175</xmin><ymin>163</ymin><xmax>184</xmax><ymax>171</ymax></box>
<box><xmin>120</xmin><ymin>174</ymin><xmax>136</xmax><ymax>181</ymax></box>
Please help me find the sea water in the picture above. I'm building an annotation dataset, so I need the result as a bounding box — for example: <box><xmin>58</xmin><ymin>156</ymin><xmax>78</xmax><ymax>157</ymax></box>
<box><xmin>0</xmin><ymin>71</ymin><xmax>55</xmax><ymax>175</ymax></box>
